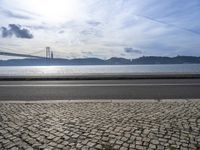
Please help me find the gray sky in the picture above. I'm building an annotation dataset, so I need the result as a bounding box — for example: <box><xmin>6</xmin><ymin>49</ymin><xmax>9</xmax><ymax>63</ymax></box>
<box><xmin>0</xmin><ymin>0</ymin><xmax>200</xmax><ymax>59</ymax></box>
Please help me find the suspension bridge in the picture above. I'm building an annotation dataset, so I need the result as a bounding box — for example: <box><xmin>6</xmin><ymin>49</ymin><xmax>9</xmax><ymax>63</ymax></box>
<box><xmin>0</xmin><ymin>47</ymin><xmax>54</xmax><ymax>59</ymax></box>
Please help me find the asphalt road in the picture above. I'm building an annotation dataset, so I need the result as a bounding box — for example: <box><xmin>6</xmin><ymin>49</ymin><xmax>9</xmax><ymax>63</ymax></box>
<box><xmin>0</xmin><ymin>79</ymin><xmax>200</xmax><ymax>101</ymax></box>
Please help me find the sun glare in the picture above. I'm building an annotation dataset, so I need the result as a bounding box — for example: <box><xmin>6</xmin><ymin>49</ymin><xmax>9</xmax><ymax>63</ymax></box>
<box><xmin>17</xmin><ymin>0</ymin><xmax>81</xmax><ymax>23</ymax></box>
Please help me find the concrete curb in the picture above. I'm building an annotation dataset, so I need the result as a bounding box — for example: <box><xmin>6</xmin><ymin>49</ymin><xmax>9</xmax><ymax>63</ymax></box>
<box><xmin>0</xmin><ymin>99</ymin><xmax>199</xmax><ymax>103</ymax></box>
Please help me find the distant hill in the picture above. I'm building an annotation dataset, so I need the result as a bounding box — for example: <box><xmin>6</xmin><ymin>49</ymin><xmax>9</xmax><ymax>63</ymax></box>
<box><xmin>106</xmin><ymin>57</ymin><xmax>131</xmax><ymax>65</ymax></box>
<box><xmin>132</xmin><ymin>56</ymin><xmax>200</xmax><ymax>64</ymax></box>
<box><xmin>0</xmin><ymin>56</ymin><xmax>200</xmax><ymax>66</ymax></box>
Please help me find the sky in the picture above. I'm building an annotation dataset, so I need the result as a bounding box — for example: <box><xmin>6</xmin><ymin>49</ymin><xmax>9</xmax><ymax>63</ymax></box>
<box><xmin>0</xmin><ymin>0</ymin><xmax>200</xmax><ymax>59</ymax></box>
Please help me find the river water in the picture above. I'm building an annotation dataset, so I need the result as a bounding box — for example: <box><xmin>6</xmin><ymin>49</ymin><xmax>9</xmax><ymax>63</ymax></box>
<box><xmin>0</xmin><ymin>64</ymin><xmax>200</xmax><ymax>76</ymax></box>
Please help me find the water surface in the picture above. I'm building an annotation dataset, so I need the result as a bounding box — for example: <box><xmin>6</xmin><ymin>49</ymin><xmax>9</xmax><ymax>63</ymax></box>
<box><xmin>0</xmin><ymin>64</ymin><xmax>200</xmax><ymax>76</ymax></box>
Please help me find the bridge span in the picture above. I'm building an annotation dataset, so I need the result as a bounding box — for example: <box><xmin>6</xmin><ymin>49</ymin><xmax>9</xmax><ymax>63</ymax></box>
<box><xmin>0</xmin><ymin>51</ymin><xmax>45</xmax><ymax>59</ymax></box>
<box><xmin>0</xmin><ymin>47</ymin><xmax>55</xmax><ymax>59</ymax></box>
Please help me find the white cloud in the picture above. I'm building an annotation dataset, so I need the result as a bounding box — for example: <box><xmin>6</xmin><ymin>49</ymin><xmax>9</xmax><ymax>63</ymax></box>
<box><xmin>0</xmin><ymin>0</ymin><xmax>200</xmax><ymax>59</ymax></box>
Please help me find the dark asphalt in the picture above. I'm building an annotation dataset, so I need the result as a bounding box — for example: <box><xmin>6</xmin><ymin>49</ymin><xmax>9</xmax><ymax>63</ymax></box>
<box><xmin>0</xmin><ymin>79</ymin><xmax>200</xmax><ymax>101</ymax></box>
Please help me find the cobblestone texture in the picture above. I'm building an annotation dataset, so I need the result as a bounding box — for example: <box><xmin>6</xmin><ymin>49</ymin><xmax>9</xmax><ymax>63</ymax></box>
<box><xmin>0</xmin><ymin>101</ymin><xmax>200</xmax><ymax>150</ymax></box>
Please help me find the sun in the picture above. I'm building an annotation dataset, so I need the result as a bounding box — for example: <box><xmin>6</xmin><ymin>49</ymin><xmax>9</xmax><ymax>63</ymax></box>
<box><xmin>16</xmin><ymin>0</ymin><xmax>82</xmax><ymax>23</ymax></box>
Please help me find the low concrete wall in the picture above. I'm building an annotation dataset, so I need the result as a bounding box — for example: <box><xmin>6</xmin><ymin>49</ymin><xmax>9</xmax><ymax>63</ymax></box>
<box><xmin>0</xmin><ymin>73</ymin><xmax>200</xmax><ymax>80</ymax></box>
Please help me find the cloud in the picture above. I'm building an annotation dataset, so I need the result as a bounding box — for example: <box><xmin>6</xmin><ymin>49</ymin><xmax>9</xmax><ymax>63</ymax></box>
<box><xmin>87</xmin><ymin>20</ymin><xmax>101</xmax><ymax>27</ymax></box>
<box><xmin>1</xmin><ymin>24</ymin><xmax>33</xmax><ymax>39</ymax></box>
<box><xmin>124</xmin><ymin>47</ymin><xmax>142</xmax><ymax>54</ymax></box>
<box><xmin>25</xmin><ymin>25</ymin><xmax>47</xmax><ymax>30</ymax></box>
<box><xmin>1</xmin><ymin>27</ymin><xmax>11</xmax><ymax>38</ymax></box>
<box><xmin>135</xmin><ymin>14</ymin><xmax>200</xmax><ymax>36</ymax></box>
<box><xmin>0</xmin><ymin>0</ymin><xmax>200</xmax><ymax>59</ymax></box>
<box><xmin>59</xmin><ymin>30</ymin><xmax>65</xmax><ymax>34</ymax></box>
<box><xmin>2</xmin><ymin>9</ymin><xmax>31</xmax><ymax>20</ymax></box>
<box><xmin>80</xmin><ymin>28</ymin><xmax>102</xmax><ymax>38</ymax></box>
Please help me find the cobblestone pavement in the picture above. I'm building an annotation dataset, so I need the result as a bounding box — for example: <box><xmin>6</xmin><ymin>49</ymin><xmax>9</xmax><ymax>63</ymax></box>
<box><xmin>0</xmin><ymin>101</ymin><xmax>200</xmax><ymax>150</ymax></box>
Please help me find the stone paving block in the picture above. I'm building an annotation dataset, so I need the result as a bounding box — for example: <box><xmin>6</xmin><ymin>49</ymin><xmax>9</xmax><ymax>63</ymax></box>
<box><xmin>0</xmin><ymin>101</ymin><xmax>200</xmax><ymax>149</ymax></box>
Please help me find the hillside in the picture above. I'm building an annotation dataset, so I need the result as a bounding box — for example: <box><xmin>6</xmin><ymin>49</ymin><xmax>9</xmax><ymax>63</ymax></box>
<box><xmin>0</xmin><ymin>56</ymin><xmax>200</xmax><ymax>66</ymax></box>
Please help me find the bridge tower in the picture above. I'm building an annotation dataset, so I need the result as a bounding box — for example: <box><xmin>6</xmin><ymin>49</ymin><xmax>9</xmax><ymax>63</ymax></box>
<box><xmin>46</xmin><ymin>47</ymin><xmax>54</xmax><ymax>59</ymax></box>
<box><xmin>46</xmin><ymin>47</ymin><xmax>51</xmax><ymax>59</ymax></box>
<box><xmin>51</xmin><ymin>51</ymin><xmax>54</xmax><ymax>59</ymax></box>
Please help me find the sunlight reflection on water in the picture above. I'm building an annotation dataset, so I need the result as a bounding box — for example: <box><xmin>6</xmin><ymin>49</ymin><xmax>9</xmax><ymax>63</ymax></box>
<box><xmin>0</xmin><ymin>64</ymin><xmax>200</xmax><ymax>76</ymax></box>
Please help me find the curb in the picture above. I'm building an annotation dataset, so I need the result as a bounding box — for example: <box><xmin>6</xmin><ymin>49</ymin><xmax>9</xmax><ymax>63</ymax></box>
<box><xmin>0</xmin><ymin>99</ymin><xmax>199</xmax><ymax>103</ymax></box>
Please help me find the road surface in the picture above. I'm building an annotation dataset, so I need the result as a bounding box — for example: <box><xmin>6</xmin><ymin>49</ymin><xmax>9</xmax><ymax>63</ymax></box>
<box><xmin>0</xmin><ymin>79</ymin><xmax>200</xmax><ymax>101</ymax></box>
